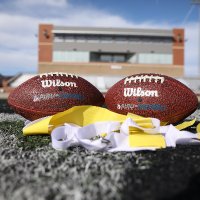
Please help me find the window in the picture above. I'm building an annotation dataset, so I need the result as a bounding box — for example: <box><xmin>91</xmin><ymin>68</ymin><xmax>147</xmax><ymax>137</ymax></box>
<box><xmin>138</xmin><ymin>53</ymin><xmax>172</xmax><ymax>64</ymax></box>
<box><xmin>99</xmin><ymin>54</ymin><xmax>126</xmax><ymax>62</ymax></box>
<box><xmin>54</xmin><ymin>35</ymin><xmax>64</xmax><ymax>42</ymax></box>
<box><xmin>129</xmin><ymin>37</ymin><xmax>141</xmax><ymax>43</ymax></box>
<box><xmin>87</xmin><ymin>35</ymin><xmax>100</xmax><ymax>43</ymax></box>
<box><xmin>115</xmin><ymin>36</ymin><xmax>128</xmax><ymax>43</ymax></box>
<box><xmin>64</xmin><ymin>35</ymin><xmax>75</xmax><ymax>42</ymax></box>
<box><xmin>76</xmin><ymin>35</ymin><xmax>86</xmax><ymax>42</ymax></box>
<box><xmin>53</xmin><ymin>51</ymin><xmax>89</xmax><ymax>62</ymax></box>
<box><xmin>101</xmin><ymin>36</ymin><xmax>113</xmax><ymax>43</ymax></box>
<box><xmin>113</xmin><ymin>55</ymin><xmax>125</xmax><ymax>62</ymax></box>
<box><xmin>100</xmin><ymin>54</ymin><xmax>112</xmax><ymax>62</ymax></box>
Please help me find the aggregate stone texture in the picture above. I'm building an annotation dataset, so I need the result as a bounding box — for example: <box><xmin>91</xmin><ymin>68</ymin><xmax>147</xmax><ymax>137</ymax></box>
<box><xmin>1</xmin><ymin>100</ymin><xmax>200</xmax><ymax>200</ymax></box>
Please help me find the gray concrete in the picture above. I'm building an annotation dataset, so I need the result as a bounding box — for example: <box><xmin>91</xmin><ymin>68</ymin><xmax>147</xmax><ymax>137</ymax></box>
<box><xmin>53</xmin><ymin>26</ymin><xmax>173</xmax><ymax>37</ymax></box>
<box><xmin>0</xmin><ymin>93</ymin><xmax>9</xmax><ymax>99</ymax></box>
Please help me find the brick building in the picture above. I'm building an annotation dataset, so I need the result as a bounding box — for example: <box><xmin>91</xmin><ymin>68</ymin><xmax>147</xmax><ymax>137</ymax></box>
<box><xmin>38</xmin><ymin>24</ymin><xmax>184</xmax><ymax>77</ymax></box>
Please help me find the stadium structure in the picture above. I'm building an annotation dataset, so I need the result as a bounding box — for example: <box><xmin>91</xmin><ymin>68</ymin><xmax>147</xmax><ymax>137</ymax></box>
<box><xmin>1</xmin><ymin>24</ymin><xmax>186</xmax><ymax>94</ymax></box>
<box><xmin>38</xmin><ymin>24</ymin><xmax>184</xmax><ymax>77</ymax></box>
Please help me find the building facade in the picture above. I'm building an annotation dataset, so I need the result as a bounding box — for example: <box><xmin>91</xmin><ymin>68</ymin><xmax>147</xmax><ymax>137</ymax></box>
<box><xmin>38</xmin><ymin>24</ymin><xmax>184</xmax><ymax>77</ymax></box>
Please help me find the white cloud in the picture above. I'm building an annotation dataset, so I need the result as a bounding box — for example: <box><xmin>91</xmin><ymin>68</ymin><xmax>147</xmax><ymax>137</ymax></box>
<box><xmin>59</xmin><ymin>8</ymin><xmax>134</xmax><ymax>27</ymax></box>
<box><xmin>0</xmin><ymin>0</ymin><xmax>199</xmax><ymax>77</ymax></box>
<box><xmin>0</xmin><ymin>50</ymin><xmax>37</xmax><ymax>75</ymax></box>
<box><xmin>16</xmin><ymin>0</ymin><xmax>68</xmax><ymax>7</ymax></box>
<box><xmin>0</xmin><ymin>14</ymin><xmax>38</xmax><ymax>50</ymax></box>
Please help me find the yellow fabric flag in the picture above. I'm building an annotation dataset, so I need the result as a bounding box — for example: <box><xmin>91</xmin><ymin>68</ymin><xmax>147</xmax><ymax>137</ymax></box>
<box><xmin>175</xmin><ymin>118</ymin><xmax>196</xmax><ymax>131</ymax></box>
<box><xmin>196</xmin><ymin>123</ymin><xmax>200</xmax><ymax>133</ymax></box>
<box><xmin>23</xmin><ymin>106</ymin><xmax>153</xmax><ymax>136</ymax></box>
<box><xmin>129</xmin><ymin>126</ymin><xmax>166</xmax><ymax>148</ymax></box>
<box><xmin>22</xmin><ymin>106</ymin><xmax>197</xmax><ymax>149</ymax></box>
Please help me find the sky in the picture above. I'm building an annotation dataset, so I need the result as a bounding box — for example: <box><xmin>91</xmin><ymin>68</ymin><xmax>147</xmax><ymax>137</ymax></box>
<box><xmin>0</xmin><ymin>0</ymin><xmax>199</xmax><ymax>77</ymax></box>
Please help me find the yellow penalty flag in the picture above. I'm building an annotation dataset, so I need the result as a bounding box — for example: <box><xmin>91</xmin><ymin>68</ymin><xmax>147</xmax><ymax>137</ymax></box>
<box><xmin>23</xmin><ymin>106</ymin><xmax>153</xmax><ymax>136</ymax></box>
<box><xmin>129</xmin><ymin>126</ymin><xmax>166</xmax><ymax>148</ymax></box>
<box><xmin>175</xmin><ymin>118</ymin><xmax>196</xmax><ymax>131</ymax></box>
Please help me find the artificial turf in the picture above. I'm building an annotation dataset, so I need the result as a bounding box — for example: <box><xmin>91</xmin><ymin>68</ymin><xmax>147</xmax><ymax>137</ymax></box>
<box><xmin>1</xmin><ymin>99</ymin><xmax>200</xmax><ymax>200</ymax></box>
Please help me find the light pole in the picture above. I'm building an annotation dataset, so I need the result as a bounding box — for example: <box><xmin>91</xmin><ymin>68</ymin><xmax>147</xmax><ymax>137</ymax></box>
<box><xmin>198</xmin><ymin>3</ymin><xmax>200</xmax><ymax>76</ymax></box>
<box><xmin>192</xmin><ymin>0</ymin><xmax>200</xmax><ymax>76</ymax></box>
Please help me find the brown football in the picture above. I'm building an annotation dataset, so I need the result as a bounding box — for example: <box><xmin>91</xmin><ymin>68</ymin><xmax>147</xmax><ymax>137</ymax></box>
<box><xmin>105</xmin><ymin>73</ymin><xmax>198</xmax><ymax>124</ymax></box>
<box><xmin>8</xmin><ymin>72</ymin><xmax>105</xmax><ymax>120</ymax></box>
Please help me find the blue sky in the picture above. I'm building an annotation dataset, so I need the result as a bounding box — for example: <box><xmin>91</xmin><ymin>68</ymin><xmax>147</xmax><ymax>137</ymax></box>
<box><xmin>73</xmin><ymin>0</ymin><xmax>197</xmax><ymax>23</ymax></box>
<box><xmin>0</xmin><ymin>0</ymin><xmax>199</xmax><ymax>76</ymax></box>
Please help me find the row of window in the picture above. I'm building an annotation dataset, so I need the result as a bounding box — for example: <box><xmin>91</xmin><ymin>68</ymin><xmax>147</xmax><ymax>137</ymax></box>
<box><xmin>138</xmin><ymin>53</ymin><xmax>172</xmax><ymax>64</ymax></box>
<box><xmin>54</xmin><ymin>34</ymin><xmax>172</xmax><ymax>44</ymax></box>
<box><xmin>53</xmin><ymin>51</ymin><xmax>172</xmax><ymax>64</ymax></box>
<box><xmin>53</xmin><ymin>51</ymin><xmax>90</xmax><ymax>62</ymax></box>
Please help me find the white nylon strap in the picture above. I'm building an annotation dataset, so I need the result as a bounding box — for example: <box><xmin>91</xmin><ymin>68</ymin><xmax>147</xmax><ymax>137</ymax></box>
<box><xmin>160</xmin><ymin>125</ymin><xmax>199</xmax><ymax>147</ymax></box>
<box><xmin>75</xmin><ymin>121</ymin><xmax>120</xmax><ymax>151</ymax></box>
<box><xmin>51</xmin><ymin>118</ymin><xmax>200</xmax><ymax>151</ymax></box>
<box><xmin>51</xmin><ymin>124</ymin><xmax>80</xmax><ymax>150</ymax></box>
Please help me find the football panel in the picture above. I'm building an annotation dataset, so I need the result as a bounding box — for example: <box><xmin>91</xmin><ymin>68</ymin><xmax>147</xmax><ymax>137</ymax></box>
<box><xmin>105</xmin><ymin>73</ymin><xmax>198</xmax><ymax>123</ymax></box>
<box><xmin>8</xmin><ymin>73</ymin><xmax>105</xmax><ymax>114</ymax></box>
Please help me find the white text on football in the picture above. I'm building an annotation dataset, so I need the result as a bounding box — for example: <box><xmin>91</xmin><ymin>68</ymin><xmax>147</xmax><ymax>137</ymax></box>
<box><xmin>41</xmin><ymin>79</ymin><xmax>77</xmax><ymax>88</ymax></box>
<box><xmin>124</xmin><ymin>87</ymin><xmax>159</xmax><ymax>97</ymax></box>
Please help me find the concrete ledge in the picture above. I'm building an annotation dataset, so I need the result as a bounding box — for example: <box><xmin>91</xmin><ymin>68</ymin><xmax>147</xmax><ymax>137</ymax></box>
<box><xmin>39</xmin><ymin>62</ymin><xmax>184</xmax><ymax>77</ymax></box>
<box><xmin>0</xmin><ymin>93</ymin><xmax>9</xmax><ymax>99</ymax></box>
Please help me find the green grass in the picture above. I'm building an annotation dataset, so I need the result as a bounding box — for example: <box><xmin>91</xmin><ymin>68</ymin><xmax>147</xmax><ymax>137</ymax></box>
<box><xmin>2</xmin><ymin>115</ymin><xmax>200</xmax><ymax>199</ymax></box>
<box><xmin>0</xmin><ymin>121</ymin><xmax>51</xmax><ymax>151</ymax></box>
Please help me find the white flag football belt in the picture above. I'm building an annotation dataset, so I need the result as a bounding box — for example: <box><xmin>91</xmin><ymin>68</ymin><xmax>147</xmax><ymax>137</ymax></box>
<box><xmin>23</xmin><ymin>106</ymin><xmax>200</xmax><ymax>152</ymax></box>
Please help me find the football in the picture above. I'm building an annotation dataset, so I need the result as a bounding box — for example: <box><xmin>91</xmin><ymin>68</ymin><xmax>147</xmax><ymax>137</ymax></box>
<box><xmin>8</xmin><ymin>72</ymin><xmax>105</xmax><ymax>120</ymax></box>
<box><xmin>105</xmin><ymin>73</ymin><xmax>198</xmax><ymax>124</ymax></box>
